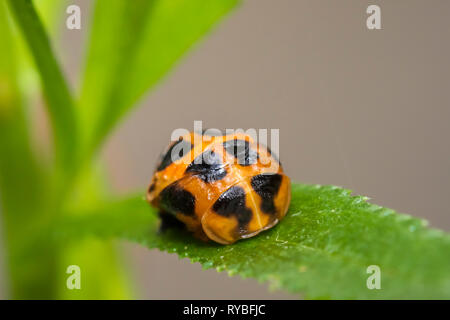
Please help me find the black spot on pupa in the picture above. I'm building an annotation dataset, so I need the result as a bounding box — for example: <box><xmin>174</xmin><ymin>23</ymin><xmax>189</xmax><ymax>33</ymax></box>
<box><xmin>159</xmin><ymin>183</ymin><xmax>196</xmax><ymax>216</ymax></box>
<box><xmin>223</xmin><ymin>139</ymin><xmax>258</xmax><ymax>166</ymax></box>
<box><xmin>158</xmin><ymin>211</ymin><xmax>185</xmax><ymax>232</ymax></box>
<box><xmin>157</xmin><ymin>138</ymin><xmax>193</xmax><ymax>172</ymax></box>
<box><xmin>250</xmin><ymin>174</ymin><xmax>283</xmax><ymax>214</ymax></box>
<box><xmin>186</xmin><ymin>150</ymin><xmax>227</xmax><ymax>183</ymax></box>
<box><xmin>212</xmin><ymin>186</ymin><xmax>253</xmax><ymax>229</ymax></box>
<box><xmin>148</xmin><ymin>182</ymin><xmax>156</xmax><ymax>193</ymax></box>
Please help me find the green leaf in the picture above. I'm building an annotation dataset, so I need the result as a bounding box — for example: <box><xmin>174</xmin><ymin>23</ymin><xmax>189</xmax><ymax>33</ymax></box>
<box><xmin>0</xmin><ymin>0</ymin><xmax>45</xmax><ymax>229</ymax></box>
<box><xmin>6</xmin><ymin>0</ymin><xmax>79</xmax><ymax>174</ymax></box>
<box><xmin>54</xmin><ymin>184</ymin><xmax>450</xmax><ymax>299</ymax></box>
<box><xmin>79</xmin><ymin>0</ymin><xmax>240</xmax><ymax>155</ymax></box>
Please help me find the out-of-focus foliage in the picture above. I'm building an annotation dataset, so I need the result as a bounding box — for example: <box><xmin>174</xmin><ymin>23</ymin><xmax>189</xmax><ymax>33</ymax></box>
<box><xmin>0</xmin><ymin>0</ymin><xmax>51</xmax><ymax>298</ymax></box>
<box><xmin>0</xmin><ymin>0</ymin><xmax>239</xmax><ymax>299</ymax></box>
<box><xmin>7</xmin><ymin>0</ymin><xmax>78</xmax><ymax>175</ymax></box>
<box><xmin>55</xmin><ymin>184</ymin><xmax>450</xmax><ymax>299</ymax></box>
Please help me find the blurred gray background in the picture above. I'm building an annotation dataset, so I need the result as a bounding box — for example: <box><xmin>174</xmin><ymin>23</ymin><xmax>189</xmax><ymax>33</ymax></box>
<box><xmin>1</xmin><ymin>0</ymin><xmax>450</xmax><ymax>299</ymax></box>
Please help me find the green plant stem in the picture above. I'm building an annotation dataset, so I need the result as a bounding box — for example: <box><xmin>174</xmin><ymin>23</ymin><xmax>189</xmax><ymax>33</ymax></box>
<box><xmin>0</xmin><ymin>0</ymin><xmax>57</xmax><ymax>298</ymax></box>
<box><xmin>2</xmin><ymin>0</ymin><xmax>132</xmax><ymax>299</ymax></box>
<box><xmin>6</xmin><ymin>0</ymin><xmax>79</xmax><ymax>177</ymax></box>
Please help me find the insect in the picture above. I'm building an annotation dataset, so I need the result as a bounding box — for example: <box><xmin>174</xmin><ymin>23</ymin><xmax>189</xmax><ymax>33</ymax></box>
<box><xmin>146</xmin><ymin>131</ymin><xmax>291</xmax><ymax>244</ymax></box>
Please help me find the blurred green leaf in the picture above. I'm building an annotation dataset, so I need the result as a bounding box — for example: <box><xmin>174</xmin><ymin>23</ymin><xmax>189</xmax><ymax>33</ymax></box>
<box><xmin>6</xmin><ymin>0</ymin><xmax>78</xmax><ymax>174</ymax></box>
<box><xmin>1</xmin><ymin>0</ymin><xmax>133</xmax><ymax>299</ymax></box>
<box><xmin>12</xmin><ymin>0</ymin><xmax>67</xmax><ymax>102</ymax></box>
<box><xmin>34</xmin><ymin>0</ymin><xmax>67</xmax><ymax>38</ymax></box>
<box><xmin>54</xmin><ymin>184</ymin><xmax>450</xmax><ymax>299</ymax></box>
<box><xmin>0</xmin><ymin>0</ymin><xmax>56</xmax><ymax>298</ymax></box>
<box><xmin>80</xmin><ymin>0</ymin><xmax>240</xmax><ymax>155</ymax></box>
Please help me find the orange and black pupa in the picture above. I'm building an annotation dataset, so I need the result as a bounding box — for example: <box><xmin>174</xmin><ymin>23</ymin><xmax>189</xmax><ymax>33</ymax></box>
<box><xmin>146</xmin><ymin>131</ymin><xmax>291</xmax><ymax>244</ymax></box>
